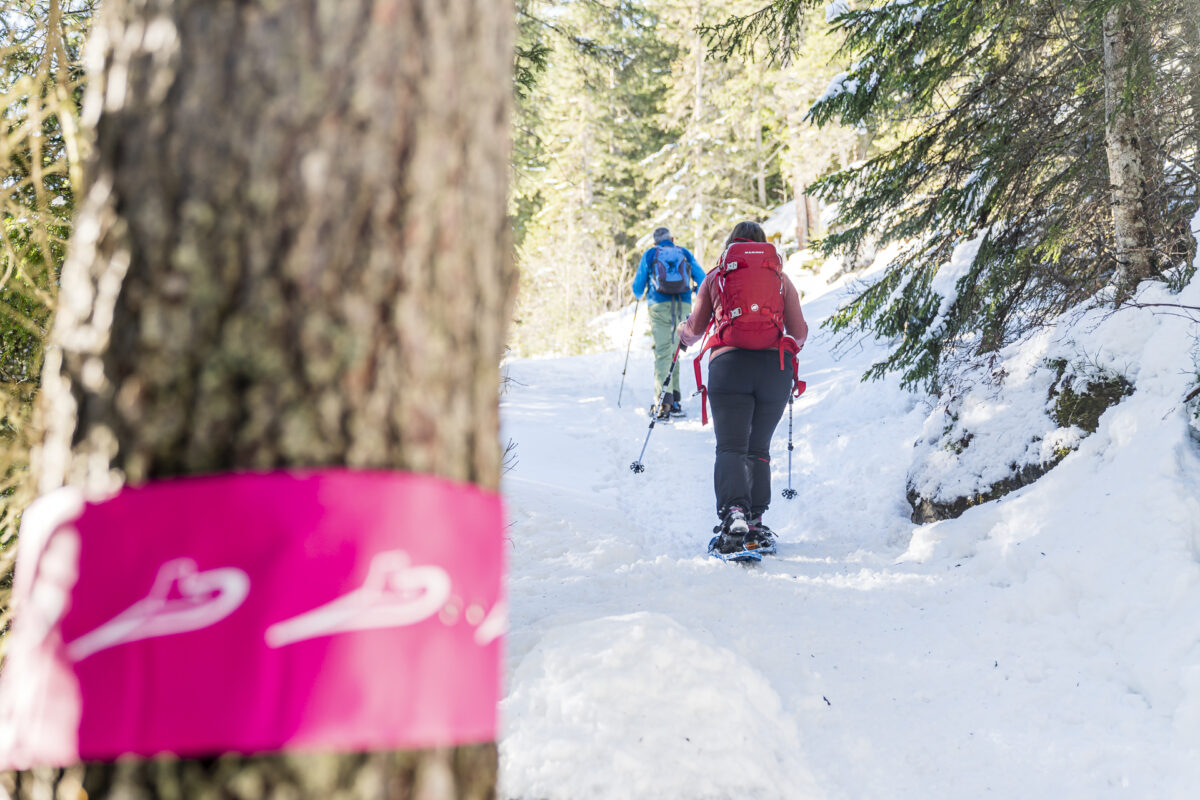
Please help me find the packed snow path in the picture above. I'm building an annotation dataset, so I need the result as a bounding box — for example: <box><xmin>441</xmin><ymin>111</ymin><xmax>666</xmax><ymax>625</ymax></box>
<box><xmin>498</xmin><ymin>264</ymin><xmax>1200</xmax><ymax>799</ymax></box>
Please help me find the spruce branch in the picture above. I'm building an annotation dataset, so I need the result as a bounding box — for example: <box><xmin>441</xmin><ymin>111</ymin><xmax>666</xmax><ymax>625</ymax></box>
<box><xmin>700</xmin><ymin>0</ymin><xmax>823</xmax><ymax>65</ymax></box>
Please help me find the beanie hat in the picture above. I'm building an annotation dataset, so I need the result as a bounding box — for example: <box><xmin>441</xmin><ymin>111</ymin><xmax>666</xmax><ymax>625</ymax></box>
<box><xmin>652</xmin><ymin>227</ymin><xmax>672</xmax><ymax>244</ymax></box>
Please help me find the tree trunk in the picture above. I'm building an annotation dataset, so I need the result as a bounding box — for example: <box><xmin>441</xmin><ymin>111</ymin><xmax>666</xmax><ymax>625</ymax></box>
<box><xmin>856</xmin><ymin>124</ymin><xmax>873</xmax><ymax>161</ymax></box>
<box><xmin>805</xmin><ymin>195</ymin><xmax>820</xmax><ymax>242</ymax></box>
<box><xmin>692</xmin><ymin>0</ymin><xmax>706</xmax><ymax>264</ymax></box>
<box><xmin>1102</xmin><ymin>2</ymin><xmax>1156</xmax><ymax>298</ymax></box>
<box><xmin>755</xmin><ymin>121</ymin><xmax>767</xmax><ymax>209</ymax></box>
<box><xmin>14</xmin><ymin>0</ymin><xmax>514</xmax><ymax>797</ymax></box>
<box><xmin>794</xmin><ymin>166</ymin><xmax>808</xmax><ymax>250</ymax></box>
<box><xmin>755</xmin><ymin>64</ymin><xmax>767</xmax><ymax>209</ymax></box>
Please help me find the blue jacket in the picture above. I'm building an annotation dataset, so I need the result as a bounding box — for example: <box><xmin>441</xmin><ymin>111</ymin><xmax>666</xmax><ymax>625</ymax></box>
<box><xmin>631</xmin><ymin>240</ymin><xmax>706</xmax><ymax>305</ymax></box>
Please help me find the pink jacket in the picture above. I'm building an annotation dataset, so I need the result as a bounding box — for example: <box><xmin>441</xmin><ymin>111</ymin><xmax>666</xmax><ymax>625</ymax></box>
<box><xmin>677</xmin><ymin>269</ymin><xmax>809</xmax><ymax>357</ymax></box>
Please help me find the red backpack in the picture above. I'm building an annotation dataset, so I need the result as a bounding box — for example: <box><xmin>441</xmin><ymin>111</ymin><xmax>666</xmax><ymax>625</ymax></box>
<box><xmin>693</xmin><ymin>240</ymin><xmax>806</xmax><ymax>425</ymax></box>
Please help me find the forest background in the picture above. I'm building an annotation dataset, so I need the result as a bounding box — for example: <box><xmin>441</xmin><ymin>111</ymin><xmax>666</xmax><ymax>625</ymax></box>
<box><xmin>2</xmin><ymin>0</ymin><xmax>1200</xmax><ymax>630</ymax></box>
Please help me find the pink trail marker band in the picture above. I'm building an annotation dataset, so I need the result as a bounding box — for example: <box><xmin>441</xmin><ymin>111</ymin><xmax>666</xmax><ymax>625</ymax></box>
<box><xmin>0</xmin><ymin>470</ymin><xmax>506</xmax><ymax>769</ymax></box>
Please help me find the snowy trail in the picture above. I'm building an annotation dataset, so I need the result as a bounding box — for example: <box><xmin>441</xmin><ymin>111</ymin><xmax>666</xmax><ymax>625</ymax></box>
<box><xmin>497</xmin><ymin>264</ymin><xmax>1200</xmax><ymax>799</ymax></box>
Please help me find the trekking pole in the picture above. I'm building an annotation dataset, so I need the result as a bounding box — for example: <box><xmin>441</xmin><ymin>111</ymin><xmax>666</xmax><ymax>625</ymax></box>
<box><xmin>616</xmin><ymin>297</ymin><xmax>640</xmax><ymax>408</ymax></box>
<box><xmin>630</xmin><ymin>342</ymin><xmax>684</xmax><ymax>473</ymax></box>
<box><xmin>782</xmin><ymin>395</ymin><xmax>798</xmax><ymax>499</ymax></box>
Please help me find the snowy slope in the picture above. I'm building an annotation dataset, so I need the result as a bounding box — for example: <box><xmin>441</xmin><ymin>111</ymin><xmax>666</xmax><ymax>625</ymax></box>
<box><xmin>498</xmin><ymin>249</ymin><xmax>1200</xmax><ymax>799</ymax></box>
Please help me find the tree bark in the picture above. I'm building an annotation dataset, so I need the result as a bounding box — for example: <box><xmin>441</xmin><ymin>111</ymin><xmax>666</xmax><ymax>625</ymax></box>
<box><xmin>805</xmin><ymin>195</ymin><xmax>820</xmax><ymax>242</ymax></box>
<box><xmin>691</xmin><ymin>0</ymin><xmax>706</xmax><ymax>264</ymax></box>
<box><xmin>795</xmin><ymin>196</ymin><xmax>808</xmax><ymax>251</ymax></box>
<box><xmin>855</xmin><ymin>124</ymin><xmax>872</xmax><ymax>162</ymax></box>
<box><xmin>1102</xmin><ymin>2</ymin><xmax>1156</xmax><ymax>298</ymax></box>
<box><xmin>794</xmin><ymin>165</ymin><xmax>808</xmax><ymax>250</ymax></box>
<box><xmin>754</xmin><ymin>63</ymin><xmax>767</xmax><ymax>209</ymax></box>
<box><xmin>755</xmin><ymin>121</ymin><xmax>767</xmax><ymax>209</ymax></box>
<box><xmin>14</xmin><ymin>0</ymin><xmax>514</xmax><ymax>797</ymax></box>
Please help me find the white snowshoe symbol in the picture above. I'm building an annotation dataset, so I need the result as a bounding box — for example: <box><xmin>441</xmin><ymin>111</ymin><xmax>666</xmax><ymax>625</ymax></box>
<box><xmin>264</xmin><ymin>550</ymin><xmax>452</xmax><ymax>648</ymax></box>
<box><xmin>65</xmin><ymin>558</ymin><xmax>250</xmax><ymax>662</ymax></box>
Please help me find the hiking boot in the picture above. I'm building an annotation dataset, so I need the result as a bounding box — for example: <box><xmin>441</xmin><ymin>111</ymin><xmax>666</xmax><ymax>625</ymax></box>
<box><xmin>745</xmin><ymin>514</ymin><xmax>775</xmax><ymax>553</ymax></box>
<box><xmin>669</xmin><ymin>400</ymin><xmax>684</xmax><ymax>417</ymax></box>
<box><xmin>748</xmin><ymin>514</ymin><xmax>776</xmax><ymax>540</ymax></box>
<box><xmin>722</xmin><ymin>506</ymin><xmax>750</xmax><ymax>536</ymax></box>
<box><xmin>709</xmin><ymin>506</ymin><xmax>751</xmax><ymax>554</ymax></box>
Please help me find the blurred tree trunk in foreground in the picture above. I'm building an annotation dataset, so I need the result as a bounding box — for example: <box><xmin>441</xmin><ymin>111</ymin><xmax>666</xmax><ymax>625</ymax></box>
<box><xmin>7</xmin><ymin>0</ymin><xmax>515</xmax><ymax>797</ymax></box>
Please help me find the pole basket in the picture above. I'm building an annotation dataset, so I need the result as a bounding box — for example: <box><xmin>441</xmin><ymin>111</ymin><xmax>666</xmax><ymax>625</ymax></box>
<box><xmin>630</xmin><ymin>462</ymin><xmax>646</xmax><ymax>473</ymax></box>
<box><xmin>782</xmin><ymin>487</ymin><xmax>797</xmax><ymax>499</ymax></box>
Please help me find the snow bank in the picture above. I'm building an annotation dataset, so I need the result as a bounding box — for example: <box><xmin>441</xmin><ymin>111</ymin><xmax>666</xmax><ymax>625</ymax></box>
<box><xmin>902</xmin><ymin>256</ymin><xmax>1200</xmax><ymax>795</ymax></box>
<box><xmin>909</xmin><ymin>266</ymin><xmax>1196</xmax><ymax>512</ymax></box>
<box><xmin>501</xmin><ymin>613</ymin><xmax>821</xmax><ymax>799</ymax></box>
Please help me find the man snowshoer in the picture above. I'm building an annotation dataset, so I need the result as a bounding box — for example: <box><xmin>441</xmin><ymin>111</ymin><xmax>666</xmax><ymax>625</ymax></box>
<box><xmin>631</xmin><ymin>226</ymin><xmax>706</xmax><ymax>419</ymax></box>
<box><xmin>677</xmin><ymin>221</ymin><xmax>808</xmax><ymax>558</ymax></box>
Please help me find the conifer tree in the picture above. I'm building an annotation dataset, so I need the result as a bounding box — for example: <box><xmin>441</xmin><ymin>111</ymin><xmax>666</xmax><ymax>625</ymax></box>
<box><xmin>645</xmin><ymin>0</ymin><xmax>789</xmax><ymax>266</ymax></box>
<box><xmin>512</xmin><ymin>0</ymin><xmax>861</xmax><ymax>359</ymax></box>
<box><xmin>512</xmin><ymin>0</ymin><xmax>676</xmax><ymax>354</ymax></box>
<box><xmin>715</xmin><ymin>0</ymin><xmax>1198</xmax><ymax>389</ymax></box>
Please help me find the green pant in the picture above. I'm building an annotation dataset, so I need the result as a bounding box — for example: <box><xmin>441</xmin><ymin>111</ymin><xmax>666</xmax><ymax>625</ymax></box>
<box><xmin>648</xmin><ymin>298</ymin><xmax>691</xmax><ymax>404</ymax></box>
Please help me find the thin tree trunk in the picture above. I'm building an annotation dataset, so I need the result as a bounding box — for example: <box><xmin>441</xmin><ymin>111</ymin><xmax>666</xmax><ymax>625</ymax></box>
<box><xmin>856</xmin><ymin>124</ymin><xmax>872</xmax><ymax>161</ymax></box>
<box><xmin>1102</xmin><ymin>2</ymin><xmax>1156</xmax><ymax>298</ymax></box>
<box><xmin>755</xmin><ymin>122</ymin><xmax>767</xmax><ymax>209</ymax></box>
<box><xmin>795</xmin><ymin>165</ymin><xmax>808</xmax><ymax>250</ymax></box>
<box><xmin>13</xmin><ymin>0</ymin><xmax>514</xmax><ymax>797</ymax></box>
<box><xmin>692</xmin><ymin>0</ymin><xmax>706</xmax><ymax>264</ymax></box>
<box><xmin>755</xmin><ymin>64</ymin><xmax>767</xmax><ymax>208</ymax></box>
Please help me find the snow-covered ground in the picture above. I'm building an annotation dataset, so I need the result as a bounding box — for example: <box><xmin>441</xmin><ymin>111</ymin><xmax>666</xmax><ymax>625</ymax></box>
<box><xmin>498</xmin><ymin>247</ymin><xmax>1200</xmax><ymax>799</ymax></box>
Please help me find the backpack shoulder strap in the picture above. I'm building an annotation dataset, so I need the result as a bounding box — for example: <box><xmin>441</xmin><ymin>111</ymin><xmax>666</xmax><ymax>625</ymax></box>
<box><xmin>692</xmin><ymin>318</ymin><xmax>718</xmax><ymax>426</ymax></box>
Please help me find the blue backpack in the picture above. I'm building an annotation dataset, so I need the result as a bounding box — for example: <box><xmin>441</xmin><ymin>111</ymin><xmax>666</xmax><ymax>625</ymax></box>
<box><xmin>650</xmin><ymin>245</ymin><xmax>690</xmax><ymax>295</ymax></box>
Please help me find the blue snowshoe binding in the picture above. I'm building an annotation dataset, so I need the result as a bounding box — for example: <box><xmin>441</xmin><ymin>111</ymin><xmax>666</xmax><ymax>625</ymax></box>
<box><xmin>707</xmin><ymin>533</ymin><xmax>762</xmax><ymax>563</ymax></box>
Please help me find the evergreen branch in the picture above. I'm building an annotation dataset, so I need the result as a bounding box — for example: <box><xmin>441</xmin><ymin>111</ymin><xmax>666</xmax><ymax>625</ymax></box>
<box><xmin>518</xmin><ymin>7</ymin><xmax>628</xmax><ymax>61</ymax></box>
<box><xmin>515</xmin><ymin>41</ymin><xmax>551</xmax><ymax>99</ymax></box>
<box><xmin>700</xmin><ymin>0</ymin><xmax>823</xmax><ymax>65</ymax></box>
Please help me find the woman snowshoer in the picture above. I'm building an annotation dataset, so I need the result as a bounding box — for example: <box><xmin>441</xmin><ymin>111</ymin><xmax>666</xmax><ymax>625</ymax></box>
<box><xmin>676</xmin><ymin>221</ymin><xmax>808</xmax><ymax>556</ymax></box>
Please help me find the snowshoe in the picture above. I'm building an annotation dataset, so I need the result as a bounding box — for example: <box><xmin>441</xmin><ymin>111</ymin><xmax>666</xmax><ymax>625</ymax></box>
<box><xmin>707</xmin><ymin>533</ymin><xmax>762</xmax><ymax>564</ymax></box>
<box><xmin>668</xmin><ymin>401</ymin><xmax>686</xmax><ymax>418</ymax></box>
<box><xmin>707</xmin><ymin>507</ymin><xmax>760</xmax><ymax>562</ymax></box>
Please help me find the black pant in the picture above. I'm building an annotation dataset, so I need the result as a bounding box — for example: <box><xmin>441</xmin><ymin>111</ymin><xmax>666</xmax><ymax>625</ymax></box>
<box><xmin>708</xmin><ymin>349</ymin><xmax>793</xmax><ymax>518</ymax></box>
